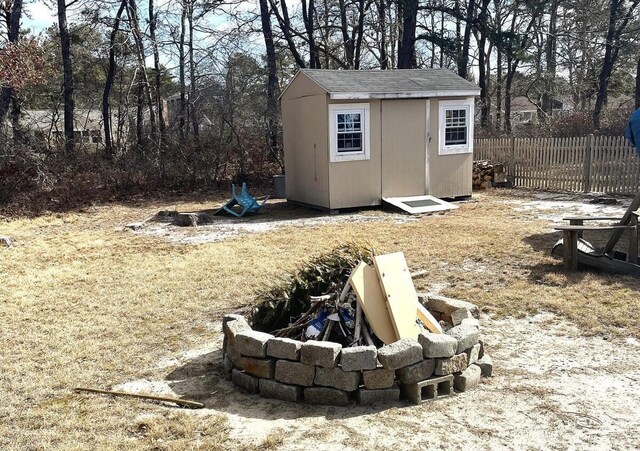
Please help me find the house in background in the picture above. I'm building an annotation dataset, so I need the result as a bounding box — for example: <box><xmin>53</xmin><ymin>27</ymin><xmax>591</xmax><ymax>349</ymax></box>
<box><xmin>486</xmin><ymin>96</ymin><xmax>574</xmax><ymax>127</ymax></box>
<box><xmin>4</xmin><ymin>109</ymin><xmax>104</xmax><ymax>148</ymax></box>
<box><xmin>280</xmin><ymin>69</ymin><xmax>480</xmax><ymax>212</ymax></box>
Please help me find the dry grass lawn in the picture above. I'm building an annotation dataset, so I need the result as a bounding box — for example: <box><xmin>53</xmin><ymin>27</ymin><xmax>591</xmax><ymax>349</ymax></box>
<box><xmin>1</xmin><ymin>189</ymin><xmax>639</xmax><ymax>449</ymax></box>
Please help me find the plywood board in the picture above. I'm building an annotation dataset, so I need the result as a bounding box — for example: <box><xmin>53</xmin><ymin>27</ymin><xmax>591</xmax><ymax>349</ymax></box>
<box><xmin>417</xmin><ymin>303</ymin><xmax>443</xmax><ymax>334</ymax></box>
<box><xmin>382</xmin><ymin>195</ymin><xmax>458</xmax><ymax>215</ymax></box>
<box><xmin>373</xmin><ymin>252</ymin><xmax>420</xmax><ymax>340</ymax></box>
<box><xmin>348</xmin><ymin>261</ymin><xmax>398</xmax><ymax>344</ymax></box>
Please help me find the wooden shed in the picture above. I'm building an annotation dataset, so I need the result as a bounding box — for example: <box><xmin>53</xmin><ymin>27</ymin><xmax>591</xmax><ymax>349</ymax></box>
<box><xmin>280</xmin><ymin>69</ymin><xmax>480</xmax><ymax>212</ymax></box>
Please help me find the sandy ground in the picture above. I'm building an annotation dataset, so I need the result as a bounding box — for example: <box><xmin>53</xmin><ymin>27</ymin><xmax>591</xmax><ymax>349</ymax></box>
<box><xmin>118</xmin><ymin>311</ymin><xmax>640</xmax><ymax>450</ymax></box>
<box><xmin>126</xmin><ymin>200</ymin><xmax>420</xmax><ymax>245</ymax></box>
<box><xmin>498</xmin><ymin>191</ymin><xmax>631</xmax><ymax>224</ymax></box>
<box><xmin>125</xmin><ymin>191</ymin><xmax>632</xmax><ymax>245</ymax></box>
<box><xmin>109</xmin><ymin>190</ymin><xmax>640</xmax><ymax>449</ymax></box>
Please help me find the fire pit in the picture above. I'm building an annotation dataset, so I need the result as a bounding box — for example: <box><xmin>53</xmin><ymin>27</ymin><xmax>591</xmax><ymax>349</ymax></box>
<box><xmin>221</xmin><ymin>245</ymin><xmax>493</xmax><ymax>406</ymax></box>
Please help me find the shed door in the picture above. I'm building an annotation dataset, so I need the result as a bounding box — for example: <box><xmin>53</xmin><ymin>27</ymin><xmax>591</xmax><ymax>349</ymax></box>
<box><xmin>381</xmin><ymin>99</ymin><xmax>429</xmax><ymax>198</ymax></box>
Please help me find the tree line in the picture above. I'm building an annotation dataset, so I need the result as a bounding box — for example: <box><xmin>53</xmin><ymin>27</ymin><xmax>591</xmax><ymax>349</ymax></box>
<box><xmin>0</xmin><ymin>0</ymin><xmax>639</xmax><ymax>204</ymax></box>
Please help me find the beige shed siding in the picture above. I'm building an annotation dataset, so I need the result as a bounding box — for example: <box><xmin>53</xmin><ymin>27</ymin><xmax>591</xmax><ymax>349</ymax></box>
<box><xmin>327</xmin><ymin>100</ymin><xmax>382</xmax><ymax>209</ymax></box>
<box><xmin>282</xmin><ymin>70</ymin><xmax>475</xmax><ymax>209</ymax></box>
<box><xmin>282</xmin><ymin>94</ymin><xmax>330</xmax><ymax>208</ymax></box>
<box><xmin>280</xmin><ymin>71</ymin><xmax>327</xmax><ymax>100</ymax></box>
<box><xmin>427</xmin><ymin>97</ymin><xmax>473</xmax><ymax>198</ymax></box>
<box><xmin>380</xmin><ymin>99</ymin><xmax>427</xmax><ymax>198</ymax></box>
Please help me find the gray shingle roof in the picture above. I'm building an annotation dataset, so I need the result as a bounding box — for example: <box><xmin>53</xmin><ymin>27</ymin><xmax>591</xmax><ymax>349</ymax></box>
<box><xmin>299</xmin><ymin>69</ymin><xmax>479</xmax><ymax>96</ymax></box>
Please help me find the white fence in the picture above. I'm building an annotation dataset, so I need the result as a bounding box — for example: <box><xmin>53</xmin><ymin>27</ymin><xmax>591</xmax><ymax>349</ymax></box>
<box><xmin>474</xmin><ymin>136</ymin><xmax>640</xmax><ymax>195</ymax></box>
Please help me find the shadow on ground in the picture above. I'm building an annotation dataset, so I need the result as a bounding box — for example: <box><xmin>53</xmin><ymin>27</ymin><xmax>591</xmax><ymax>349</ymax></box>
<box><xmin>165</xmin><ymin>350</ymin><xmax>407</xmax><ymax>421</ymax></box>
<box><xmin>522</xmin><ymin>230</ymin><xmax>640</xmax><ymax>288</ymax></box>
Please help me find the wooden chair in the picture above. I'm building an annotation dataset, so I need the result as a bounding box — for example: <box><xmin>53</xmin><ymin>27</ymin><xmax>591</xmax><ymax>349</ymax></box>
<box><xmin>551</xmin><ymin>192</ymin><xmax>640</xmax><ymax>275</ymax></box>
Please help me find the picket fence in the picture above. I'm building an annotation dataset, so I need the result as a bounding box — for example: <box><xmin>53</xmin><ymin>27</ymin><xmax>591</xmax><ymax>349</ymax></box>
<box><xmin>473</xmin><ymin>136</ymin><xmax>640</xmax><ymax>195</ymax></box>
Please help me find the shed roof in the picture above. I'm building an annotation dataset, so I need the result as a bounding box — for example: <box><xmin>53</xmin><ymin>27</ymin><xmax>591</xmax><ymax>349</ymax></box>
<box><xmin>290</xmin><ymin>69</ymin><xmax>480</xmax><ymax>100</ymax></box>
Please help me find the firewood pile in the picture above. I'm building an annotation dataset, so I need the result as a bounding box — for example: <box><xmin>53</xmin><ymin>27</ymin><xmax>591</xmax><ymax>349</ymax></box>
<box><xmin>473</xmin><ymin>160</ymin><xmax>507</xmax><ymax>189</ymax></box>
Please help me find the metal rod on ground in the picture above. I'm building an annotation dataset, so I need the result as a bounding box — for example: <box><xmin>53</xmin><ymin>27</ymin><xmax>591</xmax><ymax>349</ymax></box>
<box><xmin>361</xmin><ymin>322</ymin><xmax>375</xmax><ymax>346</ymax></box>
<box><xmin>74</xmin><ymin>387</ymin><xmax>205</xmax><ymax>409</ymax></box>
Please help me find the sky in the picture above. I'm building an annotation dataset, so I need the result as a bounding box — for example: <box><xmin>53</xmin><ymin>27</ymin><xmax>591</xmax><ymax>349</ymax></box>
<box><xmin>24</xmin><ymin>2</ymin><xmax>57</xmax><ymax>33</ymax></box>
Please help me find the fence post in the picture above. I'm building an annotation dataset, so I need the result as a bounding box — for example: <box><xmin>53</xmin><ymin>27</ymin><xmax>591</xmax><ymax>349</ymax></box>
<box><xmin>509</xmin><ymin>136</ymin><xmax>515</xmax><ymax>177</ymax></box>
<box><xmin>583</xmin><ymin>134</ymin><xmax>593</xmax><ymax>193</ymax></box>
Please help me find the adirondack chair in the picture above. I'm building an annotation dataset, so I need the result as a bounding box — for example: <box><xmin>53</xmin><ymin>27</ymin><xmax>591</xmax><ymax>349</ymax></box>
<box><xmin>217</xmin><ymin>183</ymin><xmax>269</xmax><ymax>218</ymax></box>
<box><xmin>551</xmin><ymin>192</ymin><xmax>640</xmax><ymax>276</ymax></box>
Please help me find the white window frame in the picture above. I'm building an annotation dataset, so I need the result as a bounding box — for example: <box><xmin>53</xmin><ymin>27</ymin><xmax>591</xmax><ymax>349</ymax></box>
<box><xmin>438</xmin><ymin>98</ymin><xmax>474</xmax><ymax>155</ymax></box>
<box><xmin>329</xmin><ymin>103</ymin><xmax>370</xmax><ymax>162</ymax></box>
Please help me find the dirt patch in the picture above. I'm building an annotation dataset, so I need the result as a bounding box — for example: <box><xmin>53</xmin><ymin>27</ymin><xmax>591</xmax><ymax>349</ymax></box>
<box><xmin>121</xmin><ymin>312</ymin><xmax>640</xmax><ymax>450</ymax></box>
<box><xmin>125</xmin><ymin>199</ymin><xmax>429</xmax><ymax>244</ymax></box>
<box><xmin>126</xmin><ymin>192</ymin><xmax>634</xmax><ymax>248</ymax></box>
<box><xmin>496</xmin><ymin>190</ymin><xmax>632</xmax><ymax>223</ymax></box>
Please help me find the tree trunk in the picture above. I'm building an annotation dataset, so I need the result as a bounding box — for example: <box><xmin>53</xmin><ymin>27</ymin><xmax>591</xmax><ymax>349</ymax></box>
<box><xmin>477</xmin><ymin>0</ymin><xmax>491</xmax><ymax>127</ymax></box>
<box><xmin>10</xmin><ymin>95</ymin><xmax>23</xmax><ymax>145</ymax></box>
<box><xmin>378</xmin><ymin>0</ymin><xmax>388</xmax><ymax>69</ymax></box>
<box><xmin>0</xmin><ymin>0</ymin><xmax>22</xmax><ymax>128</ymax></box>
<box><xmin>505</xmin><ymin>60</ymin><xmax>514</xmax><ymax>134</ymax></box>
<box><xmin>187</xmin><ymin>0</ymin><xmax>199</xmax><ymax>140</ymax></box>
<box><xmin>503</xmin><ymin>2</ymin><xmax>540</xmax><ymax>133</ymax></box>
<box><xmin>149</xmin><ymin>0</ymin><xmax>165</xmax><ymax>143</ymax></box>
<box><xmin>458</xmin><ymin>0</ymin><xmax>476</xmax><ymax>78</ymax></box>
<box><xmin>179</xmin><ymin>3</ymin><xmax>186</xmax><ymax>138</ymax></box>
<box><xmin>269</xmin><ymin>0</ymin><xmax>306</xmax><ymax>68</ymax></box>
<box><xmin>593</xmin><ymin>0</ymin><xmax>640</xmax><ymax>129</ymax></box>
<box><xmin>496</xmin><ymin>48</ymin><xmax>502</xmax><ymax>130</ymax></box>
<box><xmin>636</xmin><ymin>56</ymin><xmax>640</xmax><ymax>110</ymax></box>
<box><xmin>301</xmin><ymin>0</ymin><xmax>320</xmax><ymax>68</ymax></box>
<box><xmin>494</xmin><ymin>0</ymin><xmax>502</xmax><ymax>130</ymax></box>
<box><xmin>102</xmin><ymin>0</ymin><xmax>127</xmax><ymax>159</ymax></box>
<box><xmin>57</xmin><ymin>0</ymin><xmax>75</xmax><ymax>156</ymax></box>
<box><xmin>136</xmin><ymin>83</ymin><xmax>144</xmax><ymax>151</ymax></box>
<box><xmin>541</xmin><ymin>0</ymin><xmax>559</xmax><ymax>120</ymax></box>
<box><xmin>352</xmin><ymin>0</ymin><xmax>366</xmax><ymax>69</ymax></box>
<box><xmin>128</xmin><ymin>0</ymin><xmax>157</xmax><ymax>145</ymax></box>
<box><xmin>338</xmin><ymin>0</ymin><xmax>353</xmax><ymax>67</ymax></box>
<box><xmin>397</xmin><ymin>0</ymin><xmax>418</xmax><ymax>68</ymax></box>
<box><xmin>259</xmin><ymin>0</ymin><xmax>283</xmax><ymax>171</ymax></box>
<box><xmin>593</xmin><ymin>2</ymin><xmax>617</xmax><ymax>131</ymax></box>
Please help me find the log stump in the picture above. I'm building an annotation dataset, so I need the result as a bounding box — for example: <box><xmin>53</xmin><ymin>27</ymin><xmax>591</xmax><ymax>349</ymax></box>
<box><xmin>172</xmin><ymin>213</ymin><xmax>211</xmax><ymax>227</ymax></box>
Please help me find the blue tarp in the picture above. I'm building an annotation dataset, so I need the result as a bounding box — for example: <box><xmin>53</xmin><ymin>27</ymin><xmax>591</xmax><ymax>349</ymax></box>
<box><xmin>625</xmin><ymin>107</ymin><xmax>640</xmax><ymax>156</ymax></box>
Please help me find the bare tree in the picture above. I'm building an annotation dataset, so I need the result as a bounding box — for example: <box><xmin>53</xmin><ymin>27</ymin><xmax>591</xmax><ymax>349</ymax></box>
<box><xmin>0</xmin><ymin>0</ymin><xmax>23</xmax><ymax>128</ymax></box>
<box><xmin>57</xmin><ymin>0</ymin><xmax>75</xmax><ymax>156</ymax></box>
<box><xmin>636</xmin><ymin>55</ymin><xmax>640</xmax><ymax>110</ymax></box>
<box><xmin>102</xmin><ymin>0</ymin><xmax>127</xmax><ymax>159</ymax></box>
<box><xmin>541</xmin><ymin>0</ymin><xmax>560</xmax><ymax>119</ymax></box>
<box><xmin>397</xmin><ymin>0</ymin><xmax>418</xmax><ymax>68</ymax></box>
<box><xmin>149</xmin><ymin>0</ymin><xmax>165</xmax><ymax>142</ymax></box>
<box><xmin>127</xmin><ymin>0</ymin><xmax>157</xmax><ymax>149</ymax></box>
<box><xmin>258</xmin><ymin>0</ymin><xmax>283</xmax><ymax>170</ymax></box>
<box><xmin>593</xmin><ymin>0</ymin><xmax>640</xmax><ymax>129</ymax></box>
<box><xmin>475</xmin><ymin>0</ymin><xmax>491</xmax><ymax>127</ymax></box>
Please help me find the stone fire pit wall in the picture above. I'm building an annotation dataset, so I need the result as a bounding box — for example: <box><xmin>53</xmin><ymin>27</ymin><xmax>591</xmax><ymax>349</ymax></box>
<box><xmin>222</xmin><ymin>294</ymin><xmax>493</xmax><ymax>406</ymax></box>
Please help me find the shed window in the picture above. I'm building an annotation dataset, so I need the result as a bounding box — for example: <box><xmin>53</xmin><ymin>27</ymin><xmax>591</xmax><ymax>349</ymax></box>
<box><xmin>444</xmin><ymin>109</ymin><xmax>467</xmax><ymax>145</ymax></box>
<box><xmin>439</xmin><ymin>99</ymin><xmax>474</xmax><ymax>155</ymax></box>
<box><xmin>329</xmin><ymin>103</ymin><xmax>370</xmax><ymax>162</ymax></box>
<box><xmin>336</xmin><ymin>113</ymin><xmax>362</xmax><ymax>152</ymax></box>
